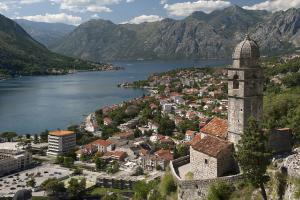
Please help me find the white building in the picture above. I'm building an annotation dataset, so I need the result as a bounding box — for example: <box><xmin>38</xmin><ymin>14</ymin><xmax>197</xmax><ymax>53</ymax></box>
<box><xmin>162</xmin><ymin>103</ymin><xmax>173</xmax><ymax>114</ymax></box>
<box><xmin>0</xmin><ymin>142</ymin><xmax>32</xmax><ymax>176</ymax></box>
<box><xmin>47</xmin><ymin>130</ymin><xmax>76</xmax><ymax>156</ymax></box>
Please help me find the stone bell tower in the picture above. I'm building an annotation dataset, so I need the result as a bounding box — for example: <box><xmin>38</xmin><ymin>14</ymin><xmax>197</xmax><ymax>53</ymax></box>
<box><xmin>227</xmin><ymin>35</ymin><xmax>264</xmax><ymax>145</ymax></box>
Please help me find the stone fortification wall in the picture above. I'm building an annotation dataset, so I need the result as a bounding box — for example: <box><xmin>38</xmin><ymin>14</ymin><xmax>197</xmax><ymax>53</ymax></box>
<box><xmin>170</xmin><ymin>157</ymin><xmax>243</xmax><ymax>200</ymax></box>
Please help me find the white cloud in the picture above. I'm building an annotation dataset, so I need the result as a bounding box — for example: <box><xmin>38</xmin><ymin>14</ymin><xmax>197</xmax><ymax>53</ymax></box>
<box><xmin>243</xmin><ymin>0</ymin><xmax>300</xmax><ymax>12</ymax></box>
<box><xmin>126</xmin><ymin>0</ymin><xmax>135</xmax><ymax>2</ymax></box>
<box><xmin>122</xmin><ymin>15</ymin><xmax>164</xmax><ymax>24</ymax></box>
<box><xmin>16</xmin><ymin>13</ymin><xmax>82</xmax><ymax>25</ymax></box>
<box><xmin>86</xmin><ymin>5</ymin><xmax>112</xmax><ymax>12</ymax></box>
<box><xmin>160</xmin><ymin>0</ymin><xmax>168</xmax><ymax>5</ymax></box>
<box><xmin>164</xmin><ymin>0</ymin><xmax>232</xmax><ymax>17</ymax></box>
<box><xmin>20</xmin><ymin>0</ymin><xmax>44</xmax><ymax>4</ymax></box>
<box><xmin>0</xmin><ymin>2</ymin><xmax>9</xmax><ymax>12</ymax></box>
<box><xmin>51</xmin><ymin>0</ymin><xmax>121</xmax><ymax>13</ymax></box>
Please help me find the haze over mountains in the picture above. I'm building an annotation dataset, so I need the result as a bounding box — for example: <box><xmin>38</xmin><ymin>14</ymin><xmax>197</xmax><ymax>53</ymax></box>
<box><xmin>15</xmin><ymin>19</ymin><xmax>75</xmax><ymax>48</ymax></box>
<box><xmin>0</xmin><ymin>14</ymin><xmax>101</xmax><ymax>77</ymax></box>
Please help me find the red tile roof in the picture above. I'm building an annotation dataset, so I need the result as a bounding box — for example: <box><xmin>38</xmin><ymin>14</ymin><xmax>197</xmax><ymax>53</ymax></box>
<box><xmin>103</xmin><ymin>151</ymin><xmax>127</xmax><ymax>160</ymax></box>
<box><xmin>154</xmin><ymin>149</ymin><xmax>173</xmax><ymax>161</ymax></box>
<box><xmin>49</xmin><ymin>130</ymin><xmax>75</xmax><ymax>137</ymax></box>
<box><xmin>103</xmin><ymin>117</ymin><xmax>112</xmax><ymax>124</ymax></box>
<box><xmin>92</xmin><ymin>139</ymin><xmax>112</xmax><ymax>147</ymax></box>
<box><xmin>190</xmin><ymin>134</ymin><xmax>201</xmax><ymax>146</ymax></box>
<box><xmin>200</xmin><ymin>117</ymin><xmax>228</xmax><ymax>139</ymax></box>
<box><xmin>192</xmin><ymin>136</ymin><xmax>232</xmax><ymax>158</ymax></box>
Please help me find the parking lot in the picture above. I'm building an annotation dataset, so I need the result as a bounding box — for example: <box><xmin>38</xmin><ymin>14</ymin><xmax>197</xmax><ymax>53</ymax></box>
<box><xmin>0</xmin><ymin>163</ymin><xmax>72</xmax><ymax>197</ymax></box>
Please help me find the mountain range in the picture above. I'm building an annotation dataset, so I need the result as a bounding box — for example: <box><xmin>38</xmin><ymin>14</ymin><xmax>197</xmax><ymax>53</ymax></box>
<box><xmin>15</xmin><ymin>19</ymin><xmax>75</xmax><ymax>48</ymax></box>
<box><xmin>45</xmin><ymin>5</ymin><xmax>300</xmax><ymax>61</ymax></box>
<box><xmin>0</xmin><ymin>14</ymin><xmax>102</xmax><ymax>77</ymax></box>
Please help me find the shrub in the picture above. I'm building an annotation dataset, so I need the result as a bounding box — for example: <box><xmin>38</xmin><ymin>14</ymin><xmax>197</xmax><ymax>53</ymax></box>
<box><xmin>207</xmin><ymin>181</ymin><xmax>235</xmax><ymax>200</ymax></box>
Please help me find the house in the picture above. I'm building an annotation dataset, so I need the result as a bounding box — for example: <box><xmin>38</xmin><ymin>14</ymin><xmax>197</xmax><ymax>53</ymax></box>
<box><xmin>102</xmin><ymin>151</ymin><xmax>128</xmax><ymax>162</ymax></box>
<box><xmin>200</xmin><ymin>117</ymin><xmax>228</xmax><ymax>140</ymax></box>
<box><xmin>92</xmin><ymin>139</ymin><xmax>114</xmax><ymax>153</ymax></box>
<box><xmin>139</xmin><ymin>149</ymin><xmax>174</xmax><ymax>170</ymax></box>
<box><xmin>76</xmin><ymin>143</ymin><xmax>98</xmax><ymax>158</ymax></box>
<box><xmin>118</xmin><ymin>117</ymin><xmax>140</xmax><ymax>131</ymax></box>
<box><xmin>162</xmin><ymin>103</ymin><xmax>173</xmax><ymax>114</ymax></box>
<box><xmin>186</xmin><ymin>111</ymin><xmax>197</xmax><ymax>120</ymax></box>
<box><xmin>190</xmin><ymin>136</ymin><xmax>235</xmax><ymax>179</ymax></box>
<box><xmin>185</xmin><ymin>130</ymin><xmax>197</xmax><ymax>141</ymax></box>
<box><xmin>150</xmin><ymin>134</ymin><xmax>165</xmax><ymax>143</ymax></box>
<box><xmin>172</xmin><ymin>96</ymin><xmax>185</xmax><ymax>105</ymax></box>
<box><xmin>148</xmin><ymin>121</ymin><xmax>159</xmax><ymax>133</ymax></box>
<box><xmin>103</xmin><ymin>117</ymin><xmax>113</xmax><ymax>126</ymax></box>
<box><xmin>114</xmin><ymin>130</ymin><xmax>134</xmax><ymax>140</ymax></box>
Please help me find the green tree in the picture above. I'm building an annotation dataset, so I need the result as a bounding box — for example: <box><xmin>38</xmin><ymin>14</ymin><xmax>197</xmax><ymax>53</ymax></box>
<box><xmin>63</xmin><ymin>157</ymin><xmax>74</xmax><ymax>168</ymax></box>
<box><xmin>41</xmin><ymin>178</ymin><xmax>66</xmax><ymax>196</ymax></box>
<box><xmin>148</xmin><ymin>189</ymin><xmax>165</xmax><ymax>200</ymax></box>
<box><xmin>133</xmin><ymin>166</ymin><xmax>144</xmax><ymax>176</ymax></box>
<box><xmin>174</xmin><ymin>144</ymin><xmax>189</xmax><ymax>159</ymax></box>
<box><xmin>178</xmin><ymin>119</ymin><xmax>199</xmax><ymax>133</ymax></box>
<box><xmin>207</xmin><ymin>181</ymin><xmax>235</xmax><ymax>200</ymax></box>
<box><xmin>102</xmin><ymin>193</ymin><xmax>125</xmax><ymax>200</ymax></box>
<box><xmin>294</xmin><ymin>178</ymin><xmax>300</xmax><ymax>199</ymax></box>
<box><xmin>26</xmin><ymin>177</ymin><xmax>36</xmax><ymax>188</ymax></box>
<box><xmin>287</xmin><ymin>104</ymin><xmax>300</xmax><ymax>144</ymax></box>
<box><xmin>106</xmin><ymin>161</ymin><xmax>119</xmax><ymax>174</ymax></box>
<box><xmin>95</xmin><ymin>157</ymin><xmax>106</xmax><ymax>171</ymax></box>
<box><xmin>134</xmin><ymin>129</ymin><xmax>142</xmax><ymax>138</ymax></box>
<box><xmin>26</xmin><ymin>134</ymin><xmax>31</xmax><ymax>140</ymax></box>
<box><xmin>40</xmin><ymin>130</ymin><xmax>49</xmax><ymax>142</ymax></box>
<box><xmin>67</xmin><ymin>178</ymin><xmax>86</xmax><ymax>198</ymax></box>
<box><xmin>55</xmin><ymin>156</ymin><xmax>64</xmax><ymax>165</ymax></box>
<box><xmin>34</xmin><ymin>134</ymin><xmax>39</xmax><ymax>143</ymax></box>
<box><xmin>72</xmin><ymin>168</ymin><xmax>83</xmax><ymax>175</ymax></box>
<box><xmin>236</xmin><ymin>117</ymin><xmax>271</xmax><ymax>200</ymax></box>
<box><xmin>159</xmin><ymin>172</ymin><xmax>176</xmax><ymax>196</ymax></box>
<box><xmin>133</xmin><ymin>181</ymin><xmax>151</xmax><ymax>200</ymax></box>
<box><xmin>1</xmin><ymin>132</ymin><xmax>17</xmax><ymax>142</ymax></box>
<box><xmin>158</xmin><ymin>117</ymin><xmax>175</xmax><ymax>136</ymax></box>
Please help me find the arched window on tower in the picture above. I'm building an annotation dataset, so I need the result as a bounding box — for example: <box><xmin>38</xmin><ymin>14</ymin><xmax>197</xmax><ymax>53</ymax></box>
<box><xmin>233</xmin><ymin>74</ymin><xmax>239</xmax><ymax>89</ymax></box>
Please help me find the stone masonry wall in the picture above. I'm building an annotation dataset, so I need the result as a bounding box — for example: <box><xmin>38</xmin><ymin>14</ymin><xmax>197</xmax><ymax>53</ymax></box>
<box><xmin>170</xmin><ymin>157</ymin><xmax>243</xmax><ymax>200</ymax></box>
<box><xmin>190</xmin><ymin>146</ymin><xmax>217</xmax><ymax>180</ymax></box>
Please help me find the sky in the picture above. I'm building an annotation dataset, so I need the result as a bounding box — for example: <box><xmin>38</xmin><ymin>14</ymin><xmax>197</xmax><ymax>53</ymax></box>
<box><xmin>0</xmin><ymin>0</ymin><xmax>299</xmax><ymax>25</ymax></box>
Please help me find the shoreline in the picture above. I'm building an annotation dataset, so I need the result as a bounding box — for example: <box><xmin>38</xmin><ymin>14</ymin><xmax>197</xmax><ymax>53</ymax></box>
<box><xmin>0</xmin><ymin>65</ymin><xmax>125</xmax><ymax>81</ymax></box>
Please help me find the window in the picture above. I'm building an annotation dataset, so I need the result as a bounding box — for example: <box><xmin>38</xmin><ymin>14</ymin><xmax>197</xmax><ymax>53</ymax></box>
<box><xmin>233</xmin><ymin>74</ymin><xmax>239</xmax><ymax>89</ymax></box>
<box><xmin>205</xmin><ymin>159</ymin><xmax>208</xmax><ymax>164</ymax></box>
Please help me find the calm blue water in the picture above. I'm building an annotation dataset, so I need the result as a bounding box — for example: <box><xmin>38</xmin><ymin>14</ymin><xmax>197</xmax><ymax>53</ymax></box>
<box><xmin>0</xmin><ymin>60</ymin><xmax>230</xmax><ymax>134</ymax></box>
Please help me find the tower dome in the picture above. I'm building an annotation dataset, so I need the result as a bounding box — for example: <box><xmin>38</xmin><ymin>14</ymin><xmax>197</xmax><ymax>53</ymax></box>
<box><xmin>233</xmin><ymin>34</ymin><xmax>260</xmax><ymax>60</ymax></box>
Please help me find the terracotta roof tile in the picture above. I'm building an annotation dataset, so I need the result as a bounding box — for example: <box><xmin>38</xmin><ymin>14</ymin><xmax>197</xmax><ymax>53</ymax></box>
<box><xmin>49</xmin><ymin>130</ymin><xmax>75</xmax><ymax>137</ymax></box>
<box><xmin>154</xmin><ymin>149</ymin><xmax>173</xmax><ymax>161</ymax></box>
<box><xmin>190</xmin><ymin>134</ymin><xmax>201</xmax><ymax>146</ymax></box>
<box><xmin>92</xmin><ymin>139</ymin><xmax>112</xmax><ymax>147</ymax></box>
<box><xmin>200</xmin><ymin>117</ymin><xmax>228</xmax><ymax>139</ymax></box>
<box><xmin>192</xmin><ymin>136</ymin><xmax>232</xmax><ymax>158</ymax></box>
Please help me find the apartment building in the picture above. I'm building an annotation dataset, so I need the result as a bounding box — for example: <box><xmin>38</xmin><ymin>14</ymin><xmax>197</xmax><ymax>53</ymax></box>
<box><xmin>0</xmin><ymin>143</ymin><xmax>32</xmax><ymax>176</ymax></box>
<box><xmin>47</xmin><ymin>130</ymin><xmax>76</xmax><ymax>156</ymax></box>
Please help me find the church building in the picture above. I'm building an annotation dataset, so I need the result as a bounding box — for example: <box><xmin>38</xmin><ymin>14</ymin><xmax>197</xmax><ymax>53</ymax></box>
<box><xmin>175</xmin><ymin>35</ymin><xmax>265</xmax><ymax>180</ymax></box>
